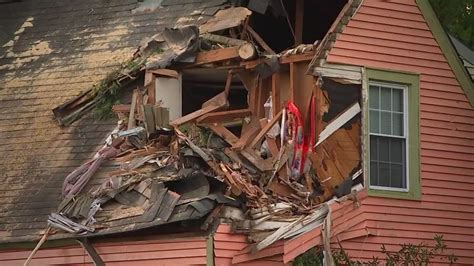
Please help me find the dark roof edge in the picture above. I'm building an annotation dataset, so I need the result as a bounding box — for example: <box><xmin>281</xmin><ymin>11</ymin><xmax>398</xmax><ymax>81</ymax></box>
<box><xmin>449</xmin><ymin>34</ymin><xmax>474</xmax><ymax>65</ymax></box>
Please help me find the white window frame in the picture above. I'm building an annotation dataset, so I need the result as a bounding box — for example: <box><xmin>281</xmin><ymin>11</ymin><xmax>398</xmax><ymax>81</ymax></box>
<box><xmin>368</xmin><ymin>81</ymin><xmax>409</xmax><ymax>192</ymax></box>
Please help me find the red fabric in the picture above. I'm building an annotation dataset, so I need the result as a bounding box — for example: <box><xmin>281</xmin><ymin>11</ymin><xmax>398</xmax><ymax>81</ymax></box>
<box><xmin>287</xmin><ymin>99</ymin><xmax>316</xmax><ymax>178</ymax></box>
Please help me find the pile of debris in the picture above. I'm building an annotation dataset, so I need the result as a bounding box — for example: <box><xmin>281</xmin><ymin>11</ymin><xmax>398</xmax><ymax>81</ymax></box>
<box><xmin>48</xmin><ymin>6</ymin><xmax>363</xmax><ymax>252</ymax></box>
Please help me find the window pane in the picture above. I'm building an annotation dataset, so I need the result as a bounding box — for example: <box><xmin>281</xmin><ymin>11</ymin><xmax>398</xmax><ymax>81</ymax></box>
<box><xmin>380</xmin><ymin>87</ymin><xmax>391</xmax><ymax>111</ymax></box>
<box><xmin>370</xmin><ymin>110</ymin><xmax>380</xmax><ymax>133</ymax></box>
<box><xmin>392</xmin><ymin>113</ymin><xmax>404</xmax><ymax>136</ymax></box>
<box><xmin>378</xmin><ymin>162</ymin><xmax>390</xmax><ymax>187</ymax></box>
<box><xmin>378</xmin><ymin>137</ymin><xmax>390</xmax><ymax>162</ymax></box>
<box><xmin>369</xmin><ymin>86</ymin><xmax>380</xmax><ymax>109</ymax></box>
<box><xmin>392</xmin><ymin>89</ymin><xmax>403</xmax><ymax>112</ymax></box>
<box><xmin>381</xmin><ymin>111</ymin><xmax>391</xmax><ymax>135</ymax></box>
<box><xmin>370</xmin><ymin>161</ymin><xmax>378</xmax><ymax>186</ymax></box>
<box><xmin>370</xmin><ymin>136</ymin><xmax>377</xmax><ymax>158</ymax></box>
<box><xmin>390</xmin><ymin>138</ymin><xmax>404</xmax><ymax>163</ymax></box>
<box><xmin>391</xmin><ymin>163</ymin><xmax>406</xmax><ymax>189</ymax></box>
<box><xmin>369</xmin><ymin>136</ymin><xmax>407</xmax><ymax>189</ymax></box>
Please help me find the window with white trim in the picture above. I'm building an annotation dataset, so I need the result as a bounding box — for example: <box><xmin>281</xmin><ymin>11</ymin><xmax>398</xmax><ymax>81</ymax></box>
<box><xmin>369</xmin><ymin>82</ymin><xmax>408</xmax><ymax>191</ymax></box>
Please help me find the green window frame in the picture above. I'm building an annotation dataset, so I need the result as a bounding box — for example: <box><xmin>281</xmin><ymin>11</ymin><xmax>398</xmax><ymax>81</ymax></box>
<box><xmin>364</xmin><ymin>68</ymin><xmax>421</xmax><ymax>200</ymax></box>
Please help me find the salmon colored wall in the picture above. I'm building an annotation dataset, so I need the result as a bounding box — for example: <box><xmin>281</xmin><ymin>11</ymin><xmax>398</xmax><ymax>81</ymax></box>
<box><xmin>0</xmin><ymin>235</ymin><xmax>209</xmax><ymax>266</ymax></box>
<box><xmin>214</xmin><ymin>224</ymin><xmax>289</xmax><ymax>266</ymax></box>
<box><xmin>326</xmin><ymin>0</ymin><xmax>474</xmax><ymax>264</ymax></box>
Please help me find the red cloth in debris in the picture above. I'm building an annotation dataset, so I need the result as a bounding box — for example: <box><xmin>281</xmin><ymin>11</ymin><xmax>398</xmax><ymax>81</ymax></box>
<box><xmin>62</xmin><ymin>146</ymin><xmax>119</xmax><ymax>198</ymax></box>
<box><xmin>287</xmin><ymin>99</ymin><xmax>316</xmax><ymax>178</ymax></box>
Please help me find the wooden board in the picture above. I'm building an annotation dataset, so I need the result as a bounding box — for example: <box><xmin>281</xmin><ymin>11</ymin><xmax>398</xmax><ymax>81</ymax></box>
<box><xmin>248</xmin><ymin>110</ymin><xmax>282</xmax><ymax>149</ymax></box>
<box><xmin>197</xmin><ymin>109</ymin><xmax>252</xmax><ymax>124</ymax></box>
<box><xmin>193</xmin><ymin>47</ymin><xmax>240</xmax><ymax>66</ymax></box>
<box><xmin>207</xmin><ymin>124</ymin><xmax>239</xmax><ymax>145</ymax></box>
<box><xmin>128</xmin><ymin>89</ymin><xmax>139</xmax><ymax>129</ymax></box>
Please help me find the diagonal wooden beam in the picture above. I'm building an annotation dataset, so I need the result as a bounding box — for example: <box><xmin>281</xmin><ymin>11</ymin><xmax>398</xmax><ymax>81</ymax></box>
<box><xmin>76</xmin><ymin>238</ymin><xmax>105</xmax><ymax>266</ymax></box>
<box><xmin>248</xmin><ymin>109</ymin><xmax>283</xmax><ymax>149</ymax></box>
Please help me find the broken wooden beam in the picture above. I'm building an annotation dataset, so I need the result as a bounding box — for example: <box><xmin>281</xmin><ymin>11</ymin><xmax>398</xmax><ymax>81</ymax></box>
<box><xmin>112</xmin><ymin>104</ymin><xmax>131</xmax><ymax>113</ymax></box>
<box><xmin>246</xmin><ymin>26</ymin><xmax>275</xmax><ymax>55</ymax></box>
<box><xmin>248</xmin><ymin>110</ymin><xmax>283</xmax><ymax>149</ymax></box>
<box><xmin>271</xmin><ymin>72</ymin><xmax>281</xmax><ymax>116</ymax></box>
<box><xmin>76</xmin><ymin>238</ymin><xmax>105</xmax><ymax>266</ymax></box>
<box><xmin>153</xmin><ymin>106</ymin><xmax>170</xmax><ymax>128</ymax></box>
<box><xmin>127</xmin><ymin>89</ymin><xmax>139</xmax><ymax>129</ymax></box>
<box><xmin>207</xmin><ymin>124</ymin><xmax>239</xmax><ymax>145</ymax></box>
<box><xmin>232</xmin><ymin>119</ymin><xmax>261</xmax><ymax>150</ymax></box>
<box><xmin>142</xmin><ymin>104</ymin><xmax>156</xmax><ymax>135</ymax></box>
<box><xmin>172</xmin><ymin>72</ymin><xmax>232</xmax><ymax>126</ymax></box>
<box><xmin>171</xmin><ymin>104</ymin><xmax>223</xmax><ymax>126</ymax></box>
<box><xmin>238</xmin><ymin>42</ymin><xmax>257</xmax><ymax>60</ymax></box>
<box><xmin>317</xmin><ymin>102</ymin><xmax>361</xmax><ymax>146</ymax></box>
<box><xmin>197</xmin><ymin>109</ymin><xmax>252</xmax><ymax>124</ymax></box>
<box><xmin>147</xmin><ymin>69</ymin><xmax>179</xmax><ymax>79</ymax></box>
<box><xmin>201</xmin><ymin>33</ymin><xmax>246</xmax><ymax>46</ymax></box>
<box><xmin>194</xmin><ymin>46</ymin><xmax>241</xmax><ymax>66</ymax></box>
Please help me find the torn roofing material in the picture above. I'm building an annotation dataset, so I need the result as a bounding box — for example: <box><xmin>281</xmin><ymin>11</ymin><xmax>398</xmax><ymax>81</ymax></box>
<box><xmin>53</xmin><ymin>25</ymin><xmax>202</xmax><ymax>127</ymax></box>
<box><xmin>14</xmin><ymin>1</ymin><xmax>367</xmax><ymax>264</ymax></box>
<box><xmin>44</xmin><ymin>15</ymin><xmax>362</xmax><ymax>259</ymax></box>
<box><xmin>0</xmin><ymin>0</ymin><xmax>230</xmax><ymax>244</ymax></box>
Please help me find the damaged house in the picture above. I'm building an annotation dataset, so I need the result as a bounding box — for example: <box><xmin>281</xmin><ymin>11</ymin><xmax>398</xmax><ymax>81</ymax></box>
<box><xmin>0</xmin><ymin>0</ymin><xmax>473</xmax><ymax>265</ymax></box>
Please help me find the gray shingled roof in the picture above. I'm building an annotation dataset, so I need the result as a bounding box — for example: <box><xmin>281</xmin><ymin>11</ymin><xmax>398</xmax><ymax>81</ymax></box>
<box><xmin>0</xmin><ymin>0</ymin><xmax>228</xmax><ymax>243</ymax></box>
<box><xmin>449</xmin><ymin>34</ymin><xmax>474</xmax><ymax>81</ymax></box>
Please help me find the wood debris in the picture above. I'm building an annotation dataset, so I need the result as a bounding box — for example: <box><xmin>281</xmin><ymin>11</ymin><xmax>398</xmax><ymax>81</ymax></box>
<box><xmin>49</xmin><ymin>7</ymin><xmax>364</xmax><ymax>253</ymax></box>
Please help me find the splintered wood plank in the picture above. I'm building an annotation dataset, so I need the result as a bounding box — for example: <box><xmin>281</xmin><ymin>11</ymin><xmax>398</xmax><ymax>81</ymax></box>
<box><xmin>234</xmin><ymin>118</ymin><xmax>261</xmax><ymax>150</ymax></box>
<box><xmin>171</xmin><ymin>104</ymin><xmax>222</xmax><ymax>126</ymax></box>
<box><xmin>314</xmin><ymin>85</ymin><xmax>327</xmax><ymax>144</ymax></box>
<box><xmin>240</xmin><ymin>149</ymin><xmax>273</xmax><ymax>172</ymax></box>
<box><xmin>258</xmin><ymin>118</ymin><xmax>279</xmax><ymax>158</ymax></box>
<box><xmin>223</xmin><ymin>71</ymin><xmax>233</xmax><ymax>99</ymax></box>
<box><xmin>128</xmin><ymin>89</ymin><xmax>139</xmax><ymax>129</ymax></box>
<box><xmin>148</xmin><ymin>69</ymin><xmax>179</xmax><ymax>79</ymax></box>
<box><xmin>136</xmin><ymin>90</ymin><xmax>145</xmax><ymax>121</ymax></box>
<box><xmin>317</xmin><ymin>102</ymin><xmax>361</xmax><ymax>146</ymax></box>
<box><xmin>145</xmin><ymin>72</ymin><xmax>156</xmax><ymax>104</ymax></box>
<box><xmin>154</xmin><ymin>106</ymin><xmax>170</xmax><ymax>128</ymax></box>
<box><xmin>112</xmin><ymin>104</ymin><xmax>131</xmax><ymax>113</ymax></box>
<box><xmin>249</xmin><ymin>110</ymin><xmax>283</xmax><ymax>149</ymax></box>
<box><xmin>268</xmin><ymin>178</ymin><xmax>296</xmax><ymax>198</ymax></box>
<box><xmin>207</xmin><ymin>124</ymin><xmax>239</xmax><ymax>145</ymax></box>
<box><xmin>290</xmin><ymin>63</ymin><xmax>296</xmax><ymax>101</ymax></box>
<box><xmin>201</xmin><ymin>33</ymin><xmax>246</xmax><ymax>46</ymax></box>
<box><xmin>271</xmin><ymin>72</ymin><xmax>281</xmax><ymax>116</ymax></box>
<box><xmin>266</xmin><ymin>137</ymin><xmax>279</xmax><ymax>158</ymax></box>
<box><xmin>279</xmin><ymin>52</ymin><xmax>315</xmax><ymax>64</ymax></box>
<box><xmin>194</xmin><ymin>47</ymin><xmax>240</xmax><ymax>66</ymax></box>
<box><xmin>143</xmin><ymin>104</ymin><xmax>156</xmax><ymax>134</ymax></box>
<box><xmin>173</xmin><ymin>81</ymin><xmax>230</xmax><ymax>126</ymax></box>
<box><xmin>197</xmin><ymin>109</ymin><xmax>252</xmax><ymax>124</ymax></box>
<box><xmin>144</xmin><ymin>71</ymin><xmax>154</xmax><ymax>87</ymax></box>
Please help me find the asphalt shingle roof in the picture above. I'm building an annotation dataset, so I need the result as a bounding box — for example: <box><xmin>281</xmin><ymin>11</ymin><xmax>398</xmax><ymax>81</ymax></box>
<box><xmin>0</xmin><ymin>0</ymin><xmax>227</xmax><ymax>243</ymax></box>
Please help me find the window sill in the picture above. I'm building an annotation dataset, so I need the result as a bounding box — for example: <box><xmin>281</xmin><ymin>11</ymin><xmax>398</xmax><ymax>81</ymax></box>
<box><xmin>368</xmin><ymin>188</ymin><xmax>421</xmax><ymax>201</ymax></box>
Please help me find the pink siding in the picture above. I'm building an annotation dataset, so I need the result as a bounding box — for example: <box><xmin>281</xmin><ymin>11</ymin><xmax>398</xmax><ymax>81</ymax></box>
<box><xmin>214</xmin><ymin>224</ymin><xmax>287</xmax><ymax>266</ymax></box>
<box><xmin>0</xmin><ymin>235</ymin><xmax>208</xmax><ymax>265</ymax></box>
<box><xmin>326</xmin><ymin>0</ymin><xmax>474</xmax><ymax>264</ymax></box>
